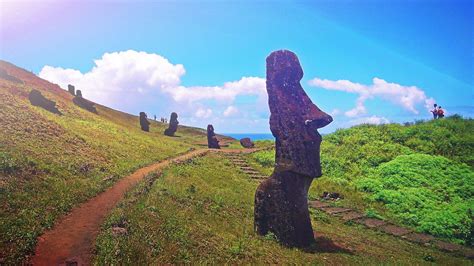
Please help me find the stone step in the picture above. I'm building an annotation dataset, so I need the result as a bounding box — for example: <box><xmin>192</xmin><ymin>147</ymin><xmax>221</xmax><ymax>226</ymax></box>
<box><xmin>378</xmin><ymin>224</ymin><xmax>412</xmax><ymax>236</ymax></box>
<box><xmin>335</xmin><ymin>211</ymin><xmax>365</xmax><ymax>221</ymax></box>
<box><xmin>322</xmin><ymin>207</ymin><xmax>352</xmax><ymax>215</ymax></box>
<box><xmin>249</xmin><ymin>175</ymin><xmax>267</xmax><ymax>179</ymax></box>
<box><xmin>308</xmin><ymin>200</ymin><xmax>330</xmax><ymax>209</ymax></box>
<box><xmin>402</xmin><ymin>232</ymin><xmax>435</xmax><ymax>244</ymax></box>
<box><xmin>354</xmin><ymin>218</ymin><xmax>386</xmax><ymax>228</ymax></box>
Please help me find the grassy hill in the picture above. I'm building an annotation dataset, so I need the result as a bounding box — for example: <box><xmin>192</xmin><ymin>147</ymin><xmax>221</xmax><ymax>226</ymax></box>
<box><xmin>93</xmin><ymin>153</ymin><xmax>470</xmax><ymax>264</ymax></box>
<box><xmin>250</xmin><ymin>117</ymin><xmax>474</xmax><ymax>245</ymax></box>
<box><xmin>0</xmin><ymin>60</ymin><xmax>232</xmax><ymax>263</ymax></box>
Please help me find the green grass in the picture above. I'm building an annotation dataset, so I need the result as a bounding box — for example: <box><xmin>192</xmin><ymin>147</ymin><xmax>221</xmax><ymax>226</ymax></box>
<box><xmin>94</xmin><ymin>153</ymin><xmax>470</xmax><ymax>265</ymax></box>
<box><xmin>0</xmin><ymin>68</ymin><xmax>217</xmax><ymax>263</ymax></box>
<box><xmin>248</xmin><ymin>117</ymin><xmax>474</xmax><ymax>245</ymax></box>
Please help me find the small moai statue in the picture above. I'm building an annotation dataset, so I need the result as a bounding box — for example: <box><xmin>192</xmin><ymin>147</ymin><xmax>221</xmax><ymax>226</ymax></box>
<box><xmin>67</xmin><ymin>84</ymin><xmax>75</xmax><ymax>95</ymax></box>
<box><xmin>139</xmin><ymin>112</ymin><xmax>150</xmax><ymax>132</ymax></box>
<box><xmin>207</xmin><ymin>124</ymin><xmax>220</xmax><ymax>149</ymax></box>
<box><xmin>164</xmin><ymin>112</ymin><xmax>179</xmax><ymax>136</ymax></box>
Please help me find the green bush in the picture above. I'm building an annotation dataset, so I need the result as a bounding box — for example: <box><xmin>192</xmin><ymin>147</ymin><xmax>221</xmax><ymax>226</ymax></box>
<box><xmin>357</xmin><ymin>154</ymin><xmax>473</xmax><ymax>244</ymax></box>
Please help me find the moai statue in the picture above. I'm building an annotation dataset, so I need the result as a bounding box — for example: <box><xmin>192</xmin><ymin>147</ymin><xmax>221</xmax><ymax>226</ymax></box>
<box><xmin>67</xmin><ymin>84</ymin><xmax>75</xmax><ymax>95</ymax></box>
<box><xmin>164</xmin><ymin>112</ymin><xmax>179</xmax><ymax>136</ymax></box>
<box><xmin>28</xmin><ymin>89</ymin><xmax>62</xmax><ymax>115</ymax></box>
<box><xmin>254</xmin><ymin>50</ymin><xmax>333</xmax><ymax>247</ymax></box>
<box><xmin>139</xmin><ymin>112</ymin><xmax>150</xmax><ymax>132</ymax></box>
<box><xmin>207</xmin><ymin>124</ymin><xmax>220</xmax><ymax>149</ymax></box>
<box><xmin>240</xmin><ymin>137</ymin><xmax>254</xmax><ymax>148</ymax></box>
<box><xmin>72</xmin><ymin>90</ymin><xmax>97</xmax><ymax>113</ymax></box>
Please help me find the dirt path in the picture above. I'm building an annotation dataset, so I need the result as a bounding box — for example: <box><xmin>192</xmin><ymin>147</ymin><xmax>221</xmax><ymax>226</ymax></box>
<box><xmin>31</xmin><ymin>149</ymin><xmax>209</xmax><ymax>266</ymax></box>
<box><xmin>30</xmin><ymin>147</ymin><xmax>264</xmax><ymax>265</ymax></box>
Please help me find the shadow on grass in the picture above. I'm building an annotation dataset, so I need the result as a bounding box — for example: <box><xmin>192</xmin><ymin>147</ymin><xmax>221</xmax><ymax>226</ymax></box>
<box><xmin>302</xmin><ymin>235</ymin><xmax>354</xmax><ymax>255</ymax></box>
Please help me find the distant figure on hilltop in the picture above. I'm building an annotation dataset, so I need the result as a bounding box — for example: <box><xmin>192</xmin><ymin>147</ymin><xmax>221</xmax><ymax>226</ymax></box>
<box><xmin>164</xmin><ymin>112</ymin><xmax>179</xmax><ymax>136</ymax></box>
<box><xmin>207</xmin><ymin>124</ymin><xmax>220</xmax><ymax>149</ymax></box>
<box><xmin>431</xmin><ymin>104</ymin><xmax>438</xmax><ymax>119</ymax></box>
<box><xmin>139</xmin><ymin>112</ymin><xmax>150</xmax><ymax>132</ymax></box>
<box><xmin>254</xmin><ymin>50</ymin><xmax>332</xmax><ymax>248</ymax></box>
<box><xmin>437</xmin><ymin>106</ymin><xmax>445</xmax><ymax>118</ymax></box>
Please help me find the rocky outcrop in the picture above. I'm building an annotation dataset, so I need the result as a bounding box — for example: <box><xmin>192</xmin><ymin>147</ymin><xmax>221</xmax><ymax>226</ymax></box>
<box><xmin>28</xmin><ymin>89</ymin><xmax>62</xmax><ymax>115</ymax></box>
<box><xmin>67</xmin><ymin>84</ymin><xmax>75</xmax><ymax>95</ymax></box>
<box><xmin>139</xmin><ymin>112</ymin><xmax>150</xmax><ymax>132</ymax></box>
<box><xmin>207</xmin><ymin>124</ymin><xmax>220</xmax><ymax>149</ymax></box>
<box><xmin>240</xmin><ymin>137</ymin><xmax>254</xmax><ymax>148</ymax></box>
<box><xmin>164</xmin><ymin>112</ymin><xmax>179</xmax><ymax>136</ymax></box>
<box><xmin>254</xmin><ymin>50</ymin><xmax>333</xmax><ymax>247</ymax></box>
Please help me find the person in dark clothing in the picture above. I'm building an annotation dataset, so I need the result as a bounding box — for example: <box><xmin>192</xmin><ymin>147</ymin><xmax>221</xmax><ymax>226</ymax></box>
<box><xmin>431</xmin><ymin>104</ymin><xmax>438</xmax><ymax>119</ymax></box>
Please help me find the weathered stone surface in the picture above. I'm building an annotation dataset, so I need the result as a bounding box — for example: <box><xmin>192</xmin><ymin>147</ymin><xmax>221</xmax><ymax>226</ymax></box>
<box><xmin>354</xmin><ymin>218</ymin><xmax>386</xmax><ymax>228</ymax></box>
<box><xmin>67</xmin><ymin>84</ymin><xmax>75</xmax><ymax>95</ymax></box>
<box><xmin>73</xmin><ymin>95</ymin><xmax>97</xmax><ymax>113</ymax></box>
<box><xmin>139</xmin><ymin>112</ymin><xmax>150</xmax><ymax>132</ymax></box>
<box><xmin>240</xmin><ymin>137</ymin><xmax>255</xmax><ymax>148</ymax></box>
<box><xmin>207</xmin><ymin>124</ymin><xmax>221</xmax><ymax>149</ymax></box>
<box><xmin>379</xmin><ymin>224</ymin><xmax>411</xmax><ymax>236</ymax></box>
<box><xmin>164</xmin><ymin>112</ymin><xmax>179</xmax><ymax>136</ymax></box>
<box><xmin>254</xmin><ymin>50</ymin><xmax>333</xmax><ymax>248</ymax></box>
<box><xmin>76</xmin><ymin>90</ymin><xmax>82</xmax><ymax>98</ymax></box>
<box><xmin>28</xmin><ymin>89</ymin><xmax>62</xmax><ymax>115</ymax></box>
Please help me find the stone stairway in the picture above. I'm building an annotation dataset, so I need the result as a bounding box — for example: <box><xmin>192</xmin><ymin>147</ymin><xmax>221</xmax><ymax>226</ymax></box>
<box><xmin>309</xmin><ymin>200</ymin><xmax>473</xmax><ymax>259</ymax></box>
<box><xmin>225</xmin><ymin>153</ymin><xmax>267</xmax><ymax>179</ymax></box>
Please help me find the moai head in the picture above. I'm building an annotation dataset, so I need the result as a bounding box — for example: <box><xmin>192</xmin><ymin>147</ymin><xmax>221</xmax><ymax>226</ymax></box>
<box><xmin>76</xmin><ymin>90</ymin><xmax>82</xmax><ymax>98</ymax></box>
<box><xmin>170</xmin><ymin>112</ymin><xmax>178</xmax><ymax>125</ymax></box>
<box><xmin>266</xmin><ymin>50</ymin><xmax>333</xmax><ymax>177</ymax></box>
<box><xmin>207</xmin><ymin>124</ymin><xmax>215</xmax><ymax>136</ymax></box>
<box><xmin>67</xmin><ymin>84</ymin><xmax>75</xmax><ymax>95</ymax></box>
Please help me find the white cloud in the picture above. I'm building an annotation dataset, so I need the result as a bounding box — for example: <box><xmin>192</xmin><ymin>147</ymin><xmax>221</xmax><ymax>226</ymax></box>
<box><xmin>195</xmin><ymin>108</ymin><xmax>213</xmax><ymax>119</ymax></box>
<box><xmin>163</xmin><ymin>76</ymin><xmax>265</xmax><ymax>104</ymax></box>
<box><xmin>308</xmin><ymin>77</ymin><xmax>435</xmax><ymax>117</ymax></box>
<box><xmin>349</xmin><ymin>115</ymin><xmax>390</xmax><ymax>126</ymax></box>
<box><xmin>39</xmin><ymin>50</ymin><xmax>185</xmax><ymax>108</ymax></box>
<box><xmin>223</xmin><ymin>106</ymin><xmax>239</xmax><ymax>117</ymax></box>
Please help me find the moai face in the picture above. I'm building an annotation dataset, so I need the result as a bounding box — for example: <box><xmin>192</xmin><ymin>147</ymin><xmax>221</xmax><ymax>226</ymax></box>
<box><xmin>266</xmin><ymin>50</ymin><xmax>333</xmax><ymax>177</ymax></box>
<box><xmin>170</xmin><ymin>112</ymin><xmax>178</xmax><ymax>125</ymax></box>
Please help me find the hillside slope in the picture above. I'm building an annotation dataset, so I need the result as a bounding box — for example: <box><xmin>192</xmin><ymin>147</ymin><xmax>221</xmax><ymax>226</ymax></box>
<box><xmin>250</xmin><ymin>117</ymin><xmax>474</xmax><ymax>246</ymax></box>
<box><xmin>0</xmin><ymin>60</ymin><xmax>224</xmax><ymax>263</ymax></box>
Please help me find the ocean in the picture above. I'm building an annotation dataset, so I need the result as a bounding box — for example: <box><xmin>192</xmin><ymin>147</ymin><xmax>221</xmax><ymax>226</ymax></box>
<box><xmin>224</xmin><ymin>133</ymin><xmax>275</xmax><ymax>141</ymax></box>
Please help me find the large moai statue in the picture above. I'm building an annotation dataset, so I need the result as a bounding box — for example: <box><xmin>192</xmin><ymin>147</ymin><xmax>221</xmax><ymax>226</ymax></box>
<box><xmin>139</xmin><ymin>112</ymin><xmax>150</xmax><ymax>132</ymax></box>
<box><xmin>28</xmin><ymin>89</ymin><xmax>62</xmax><ymax>115</ymax></box>
<box><xmin>207</xmin><ymin>124</ymin><xmax>220</xmax><ymax>149</ymax></box>
<box><xmin>254</xmin><ymin>50</ymin><xmax>333</xmax><ymax>247</ymax></box>
<box><xmin>67</xmin><ymin>84</ymin><xmax>75</xmax><ymax>96</ymax></box>
<box><xmin>164</xmin><ymin>112</ymin><xmax>179</xmax><ymax>136</ymax></box>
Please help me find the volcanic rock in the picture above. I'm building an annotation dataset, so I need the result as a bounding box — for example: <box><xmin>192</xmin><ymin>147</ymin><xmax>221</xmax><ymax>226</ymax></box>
<box><xmin>254</xmin><ymin>50</ymin><xmax>332</xmax><ymax>247</ymax></box>
<box><xmin>73</xmin><ymin>94</ymin><xmax>97</xmax><ymax>113</ymax></box>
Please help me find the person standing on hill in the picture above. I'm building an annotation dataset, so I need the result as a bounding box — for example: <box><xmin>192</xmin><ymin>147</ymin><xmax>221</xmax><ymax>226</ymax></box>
<box><xmin>437</xmin><ymin>106</ymin><xmax>445</xmax><ymax>118</ymax></box>
<box><xmin>431</xmin><ymin>104</ymin><xmax>438</xmax><ymax>119</ymax></box>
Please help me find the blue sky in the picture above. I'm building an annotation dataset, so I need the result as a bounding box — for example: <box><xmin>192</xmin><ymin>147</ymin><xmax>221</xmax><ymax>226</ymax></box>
<box><xmin>1</xmin><ymin>0</ymin><xmax>472</xmax><ymax>133</ymax></box>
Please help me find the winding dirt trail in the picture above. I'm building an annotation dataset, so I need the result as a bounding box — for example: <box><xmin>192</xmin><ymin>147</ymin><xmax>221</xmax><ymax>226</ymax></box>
<box><xmin>30</xmin><ymin>147</ymin><xmax>263</xmax><ymax>265</ymax></box>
